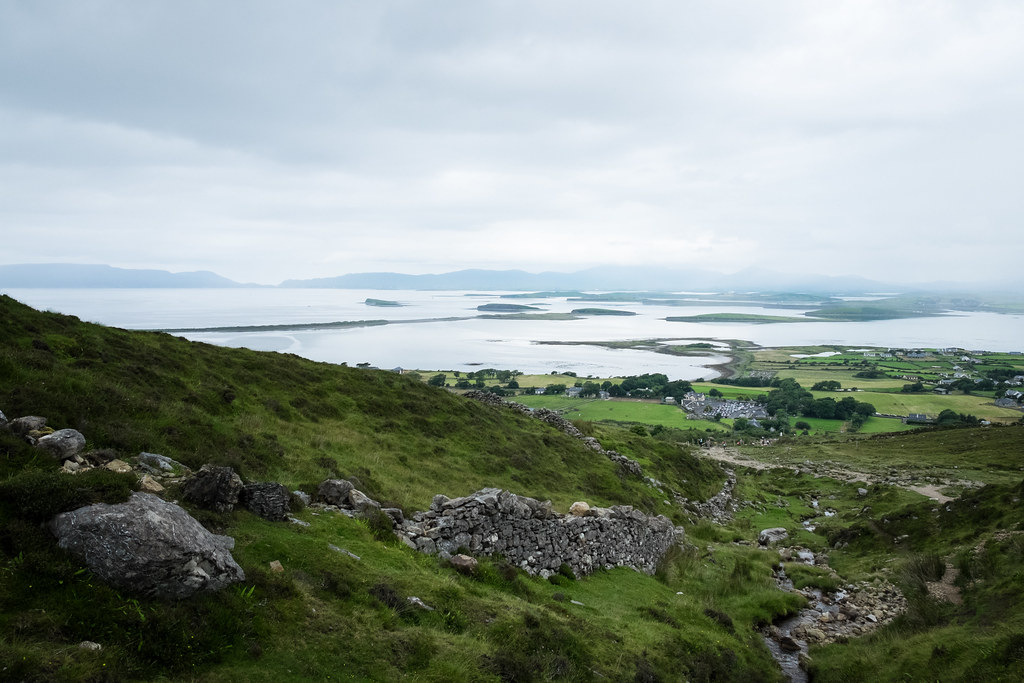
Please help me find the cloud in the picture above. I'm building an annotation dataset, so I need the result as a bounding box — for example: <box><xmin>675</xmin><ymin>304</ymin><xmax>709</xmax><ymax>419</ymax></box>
<box><xmin>0</xmin><ymin>1</ymin><xmax>1022</xmax><ymax>285</ymax></box>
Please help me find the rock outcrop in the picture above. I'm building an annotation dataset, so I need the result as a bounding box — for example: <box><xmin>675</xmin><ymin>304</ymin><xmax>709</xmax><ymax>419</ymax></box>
<box><xmin>397</xmin><ymin>487</ymin><xmax>681</xmax><ymax>578</ymax></box>
<box><xmin>49</xmin><ymin>492</ymin><xmax>245</xmax><ymax>599</ymax></box>
<box><xmin>181</xmin><ymin>464</ymin><xmax>244</xmax><ymax>513</ymax></box>
<box><xmin>241</xmin><ymin>482</ymin><xmax>291</xmax><ymax>521</ymax></box>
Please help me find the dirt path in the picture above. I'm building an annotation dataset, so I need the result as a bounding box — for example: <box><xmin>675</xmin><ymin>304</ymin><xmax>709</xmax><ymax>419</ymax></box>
<box><xmin>698</xmin><ymin>446</ymin><xmax>956</xmax><ymax>503</ymax></box>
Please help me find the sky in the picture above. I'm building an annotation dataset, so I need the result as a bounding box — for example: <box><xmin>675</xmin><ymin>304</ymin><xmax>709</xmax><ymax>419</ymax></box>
<box><xmin>1</xmin><ymin>0</ymin><xmax>1022</xmax><ymax>286</ymax></box>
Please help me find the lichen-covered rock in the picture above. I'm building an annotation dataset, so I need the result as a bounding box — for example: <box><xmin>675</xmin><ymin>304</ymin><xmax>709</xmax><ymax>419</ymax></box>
<box><xmin>49</xmin><ymin>492</ymin><xmax>244</xmax><ymax>599</ymax></box>
<box><xmin>241</xmin><ymin>482</ymin><xmax>291</xmax><ymax>521</ymax></box>
<box><xmin>316</xmin><ymin>478</ymin><xmax>355</xmax><ymax>506</ymax></box>
<box><xmin>35</xmin><ymin>428</ymin><xmax>87</xmax><ymax>460</ymax></box>
<box><xmin>9</xmin><ymin>415</ymin><xmax>46</xmax><ymax>437</ymax></box>
<box><xmin>181</xmin><ymin>465</ymin><xmax>244</xmax><ymax>512</ymax></box>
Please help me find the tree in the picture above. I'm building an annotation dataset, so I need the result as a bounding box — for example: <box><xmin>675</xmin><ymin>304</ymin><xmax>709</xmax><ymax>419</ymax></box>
<box><xmin>544</xmin><ymin>384</ymin><xmax>566</xmax><ymax>395</ymax></box>
<box><xmin>794</xmin><ymin>420</ymin><xmax>812</xmax><ymax>431</ymax></box>
<box><xmin>708</xmin><ymin>388</ymin><xmax>723</xmax><ymax>398</ymax></box>
<box><xmin>427</xmin><ymin>374</ymin><xmax>446</xmax><ymax>387</ymax></box>
<box><xmin>811</xmin><ymin>380</ymin><xmax>842</xmax><ymax>391</ymax></box>
<box><xmin>581</xmin><ymin>381</ymin><xmax>601</xmax><ymax>397</ymax></box>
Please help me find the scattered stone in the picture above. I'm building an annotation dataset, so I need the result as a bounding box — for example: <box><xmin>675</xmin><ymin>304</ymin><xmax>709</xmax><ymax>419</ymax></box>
<box><xmin>181</xmin><ymin>465</ymin><xmax>244</xmax><ymax>513</ymax></box>
<box><xmin>328</xmin><ymin>544</ymin><xmax>361</xmax><ymax>560</ymax></box>
<box><xmin>0</xmin><ymin>408</ymin><xmax>7</xmax><ymax>429</ymax></box>
<box><xmin>758</xmin><ymin>527</ymin><xmax>789</xmax><ymax>545</ymax></box>
<box><xmin>139</xmin><ymin>474</ymin><xmax>165</xmax><ymax>493</ymax></box>
<box><xmin>50</xmin><ymin>492</ymin><xmax>245</xmax><ymax>599</ymax></box>
<box><xmin>316</xmin><ymin>479</ymin><xmax>354</xmax><ymax>506</ymax></box>
<box><xmin>34</xmin><ymin>428</ymin><xmax>86</xmax><ymax>460</ymax></box>
<box><xmin>78</xmin><ymin>641</ymin><xmax>102</xmax><ymax>651</ymax></box>
<box><xmin>269</xmin><ymin>560</ymin><xmax>284</xmax><ymax>573</ymax></box>
<box><xmin>288</xmin><ymin>517</ymin><xmax>310</xmax><ymax>527</ymax></box>
<box><xmin>104</xmin><ymin>459</ymin><xmax>134</xmax><ymax>474</ymax></box>
<box><xmin>136</xmin><ymin>452</ymin><xmax>190</xmax><ymax>477</ymax></box>
<box><xmin>62</xmin><ymin>460</ymin><xmax>81</xmax><ymax>473</ymax></box>
<box><xmin>291</xmin><ymin>490</ymin><xmax>311</xmax><ymax>507</ymax></box>
<box><xmin>570</xmin><ymin>599</ymin><xmax>585</xmax><ymax>606</ymax></box>
<box><xmin>778</xmin><ymin>636</ymin><xmax>801</xmax><ymax>652</ymax></box>
<box><xmin>241</xmin><ymin>482</ymin><xmax>291</xmax><ymax>521</ymax></box>
<box><xmin>857</xmin><ymin>488</ymin><xmax>868</xmax><ymax>497</ymax></box>
<box><xmin>407</xmin><ymin>596</ymin><xmax>434</xmax><ymax>611</ymax></box>
<box><xmin>449</xmin><ymin>554</ymin><xmax>478</xmax><ymax>574</ymax></box>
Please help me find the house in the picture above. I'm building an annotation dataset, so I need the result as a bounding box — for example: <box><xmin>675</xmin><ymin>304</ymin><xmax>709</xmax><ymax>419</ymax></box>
<box><xmin>662</xmin><ymin>396</ymin><xmax>675</xmax><ymax>405</ymax></box>
<box><xmin>533</xmin><ymin>387</ymin><xmax>545</xmax><ymax>395</ymax></box>
<box><xmin>1005</xmin><ymin>390</ymin><xmax>1023</xmax><ymax>400</ymax></box>
<box><xmin>933</xmin><ymin>387</ymin><xmax>950</xmax><ymax>395</ymax></box>
<box><xmin>995</xmin><ymin>397</ymin><xmax>1018</xmax><ymax>408</ymax></box>
<box><xmin>565</xmin><ymin>386</ymin><xmax>583</xmax><ymax>398</ymax></box>
<box><xmin>598</xmin><ymin>391</ymin><xmax>611</xmax><ymax>400</ymax></box>
<box><xmin>906</xmin><ymin>413</ymin><xmax>933</xmax><ymax>423</ymax></box>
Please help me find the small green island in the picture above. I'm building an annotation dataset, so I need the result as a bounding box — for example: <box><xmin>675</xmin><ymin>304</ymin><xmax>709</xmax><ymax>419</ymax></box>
<box><xmin>570</xmin><ymin>308</ymin><xmax>637</xmax><ymax>316</ymax></box>
<box><xmin>476</xmin><ymin>303</ymin><xmax>541</xmax><ymax>312</ymax></box>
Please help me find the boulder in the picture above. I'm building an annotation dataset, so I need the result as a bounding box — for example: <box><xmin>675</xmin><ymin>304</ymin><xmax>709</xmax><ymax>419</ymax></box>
<box><xmin>569</xmin><ymin>501</ymin><xmax>591</xmax><ymax>516</ymax></box>
<box><xmin>35</xmin><ymin>428</ymin><xmax>87</xmax><ymax>460</ymax></box>
<box><xmin>449</xmin><ymin>554</ymin><xmax>479</xmax><ymax>575</ymax></box>
<box><xmin>758</xmin><ymin>527</ymin><xmax>789</xmax><ymax>545</ymax></box>
<box><xmin>9</xmin><ymin>415</ymin><xmax>46</xmax><ymax>437</ymax></box>
<box><xmin>49</xmin><ymin>492</ymin><xmax>244</xmax><ymax>599</ymax></box>
<box><xmin>348</xmin><ymin>488</ymin><xmax>380</xmax><ymax>512</ymax></box>
<box><xmin>316</xmin><ymin>478</ymin><xmax>354</xmax><ymax>506</ymax></box>
<box><xmin>181</xmin><ymin>465</ymin><xmax>244</xmax><ymax>513</ymax></box>
<box><xmin>241</xmin><ymin>482</ymin><xmax>291</xmax><ymax>521</ymax></box>
<box><xmin>0</xmin><ymin>408</ymin><xmax>7</xmax><ymax>429</ymax></box>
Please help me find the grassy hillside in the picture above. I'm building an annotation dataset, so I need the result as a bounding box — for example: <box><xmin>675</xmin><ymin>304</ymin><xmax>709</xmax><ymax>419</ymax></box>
<box><xmin>3</xmin><ymin>294</ymin><xmax>1023</xmax><ymax>681</ymax></box>
<box><xmin>0</xmin><ymin>294</ymin><xmax>720</xmax><ymax>514</ymax></box>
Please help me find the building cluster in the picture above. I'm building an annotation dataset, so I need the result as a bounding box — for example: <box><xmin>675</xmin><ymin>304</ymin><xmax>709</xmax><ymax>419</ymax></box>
<box><xmin>679</xmin><ymin>391</ymin><xmax>768</xmax><ymax>421</ymax></box>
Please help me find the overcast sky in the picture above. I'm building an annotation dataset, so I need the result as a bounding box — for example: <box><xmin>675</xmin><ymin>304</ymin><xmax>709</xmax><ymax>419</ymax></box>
<box><xmin>1</xmin><ymin>1</ymin><xmax>1022</xmax><ymax>285</ymax></box>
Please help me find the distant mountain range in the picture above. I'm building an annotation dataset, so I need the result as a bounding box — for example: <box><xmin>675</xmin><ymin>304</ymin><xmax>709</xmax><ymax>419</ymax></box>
<box><xmin>0</xmin><ymin>262</ymin><xmax>993</xmax><ymax>294</ymax></box>
<box><xmin>0</xmin><ymin>264</ymin><xmax>261</xmax><ymax>288</ymax></box>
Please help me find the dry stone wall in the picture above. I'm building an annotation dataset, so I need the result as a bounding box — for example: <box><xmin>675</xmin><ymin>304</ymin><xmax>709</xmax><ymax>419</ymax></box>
<box><xmin>397</xmin><ymin>487</ymin><xmax>681</xmax><ymax>579</ymax></box>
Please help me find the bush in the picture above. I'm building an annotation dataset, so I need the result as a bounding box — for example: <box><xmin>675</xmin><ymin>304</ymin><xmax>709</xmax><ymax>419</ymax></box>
<box><xmin>0</xmin><ymin>467</ymin><xmax>136</xmax><ymax>522</ymax></box>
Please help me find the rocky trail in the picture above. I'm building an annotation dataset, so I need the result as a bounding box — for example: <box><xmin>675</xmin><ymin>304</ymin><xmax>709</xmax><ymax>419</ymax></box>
<box><xmin>699</xmin><ymin>446</ymin><xmax>962</xmax><ymax>503</ymax></box>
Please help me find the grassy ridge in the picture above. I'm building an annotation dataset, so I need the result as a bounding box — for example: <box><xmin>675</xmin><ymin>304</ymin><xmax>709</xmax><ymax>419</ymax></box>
<box><xmin>0</xmin><ymin>295</ymin><xmax>722</xmax><ymax>514</ymax></box>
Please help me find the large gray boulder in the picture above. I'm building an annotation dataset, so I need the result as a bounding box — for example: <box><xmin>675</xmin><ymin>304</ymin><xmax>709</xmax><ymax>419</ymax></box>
<box><xmin>49</xmin><ymin>492</ymin><xmax>245</xmax><ymax>599</ymax></box>
<box><xmin>35</xmin><ymin>428</ymin><xmax>87</xmax><ymax>460</ymax></box>
<box><xmin>181</xmin><ymin>465</ymin><xmax>244</xmax><ymax>512</ymax></box>
<box><xmin>241</xmin><ymin>482</ymin><xmax>291</xmax><ymax>521</ymax></box>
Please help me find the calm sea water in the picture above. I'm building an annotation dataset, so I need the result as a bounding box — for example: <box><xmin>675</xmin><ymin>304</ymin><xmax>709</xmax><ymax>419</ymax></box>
<box><xmin>4</xmin><ymin>288</ymin><xmax>1021</xmax><ymax>380</ymax></box>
